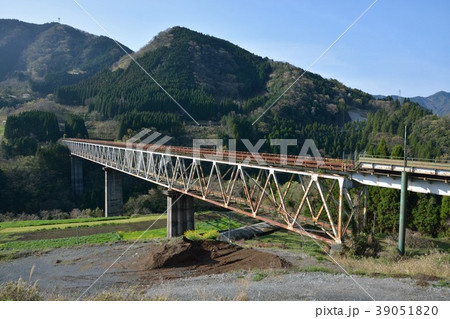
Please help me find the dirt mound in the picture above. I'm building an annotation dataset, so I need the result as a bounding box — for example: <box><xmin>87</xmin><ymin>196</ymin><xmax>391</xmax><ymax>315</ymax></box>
<box><xmin>144</xmin><ymin>238</ymin><xmax>290</xmax><ymax>276</ymax></box>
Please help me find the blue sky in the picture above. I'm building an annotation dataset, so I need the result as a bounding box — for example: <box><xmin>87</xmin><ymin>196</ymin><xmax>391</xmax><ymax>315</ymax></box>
<box><xmin>1</xmin><ymin>0</ymin><xmax>449</xmax><ymax>97</ymax></box>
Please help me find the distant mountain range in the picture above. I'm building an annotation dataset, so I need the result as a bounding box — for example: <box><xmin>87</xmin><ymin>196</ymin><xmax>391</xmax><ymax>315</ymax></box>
<box><xmin>0</xmin><ymin>19</ymin><xmax>131</xmax><ymax>93</ymax></box>
<box><xmin>374</xmin><ymin>91</ymin><xmax>450</xmax><ymax>116</ymax></box>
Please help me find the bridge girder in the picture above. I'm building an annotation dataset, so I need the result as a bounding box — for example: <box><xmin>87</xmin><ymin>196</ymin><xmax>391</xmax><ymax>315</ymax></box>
<box><xmin>350</xmin><ymin>172</ymin><xmax>450</xmax><ymax>196</ymax></box>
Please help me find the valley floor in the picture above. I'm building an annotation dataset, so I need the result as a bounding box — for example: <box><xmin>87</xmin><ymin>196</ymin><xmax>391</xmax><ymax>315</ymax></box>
<box><xmin>0</xmin><ymin>241</ymin><xmax>448</xmax><ymax>301</ymax></box>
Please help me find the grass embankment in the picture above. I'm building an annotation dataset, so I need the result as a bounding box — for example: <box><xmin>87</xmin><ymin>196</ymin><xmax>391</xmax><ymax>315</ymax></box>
<box><xmin>335</xmin><ymin>252</ymin><xmax>450</xmax><ymax>279</ymax></box>
<box><xmin>333</xmin><ymin>243</ymin><xmax>450</xmax><ymax>280</ymax></box>
<box><xmin>246</xmin><ymin>229</ymin><xmax>450</xmax><ymax>281</ymax></box>
<box><xmin>0</xmin><ymin>124</ymin><xmax>5</xmax><ymax>137</ymax></box>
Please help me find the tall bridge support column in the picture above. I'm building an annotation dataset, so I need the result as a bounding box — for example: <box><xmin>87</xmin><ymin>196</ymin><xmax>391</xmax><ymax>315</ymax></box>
<box><xmin>71</xmin><ymin>156</ymin><xmax>83</xmax><ymax>197</ymax></box>
<box><xmin>166</xmin><ymin>191</ymin><xmax>194</xmax><ymax>238</ymax></box>
<box><xmin>398</xmin><ymin>171</ymin><xmax>408</xmax><ymax>255</ymax></box>
<box><xmin>104</xmin><ymin>168</ymin><xmax>123</xmax><ymax>217</ymax></box>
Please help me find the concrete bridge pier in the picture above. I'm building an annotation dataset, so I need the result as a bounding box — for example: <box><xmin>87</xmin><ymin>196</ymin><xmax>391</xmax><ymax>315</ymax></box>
<box><xmin>104</xmin><ymin>168</ymin><xmax>123</xmax><ymax>217</ymax></box>
<box><xmin>166</xmin><ymin>191</ymin><xmax>194</xmax><ymax>238</ymax></box>
<box><xmin>71</xmin><ymin>156</ymin><xmax>83</xmax><ymax>197</ymax></box>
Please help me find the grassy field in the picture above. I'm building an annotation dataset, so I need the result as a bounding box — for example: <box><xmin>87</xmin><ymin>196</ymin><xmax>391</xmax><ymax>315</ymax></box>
<box><xmin>0</xmin><ymin>212</ymin><xmax>244</xmax><ymax>259</ymax></box>
<box><xmin>0</xmin><ymin>232</ymin><xmax>122</xmax><ymax>251</ymax></box>
<box><xmin>0</xmin><ymin>215</ymin><xmax>160</xmax><ymax>233</ymax></box>
<box><xmin>0</xmin><ymin>124</ymin><xmax>4</xmax><ymax>137</ymax></box>
<box><xmin>0</xmin><ymin>216</ymin><xmax>126</xmax><ymax>229</ymax></box>
<box><xmin>245</xmin><ymin>229</ymin><xmax>328</xmax><ymax>260</ymax></box>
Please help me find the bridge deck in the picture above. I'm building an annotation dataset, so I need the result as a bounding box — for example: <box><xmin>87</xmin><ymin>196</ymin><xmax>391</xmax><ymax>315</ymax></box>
<box><xmin>65</xmin><ymin>139</ymin><xmax>450</xmax><ymax>179</ymax></box>
<box><xmin>357</xmin><ymin>156</ymin><xmax>450</xmax><ymax>178</ymax></box>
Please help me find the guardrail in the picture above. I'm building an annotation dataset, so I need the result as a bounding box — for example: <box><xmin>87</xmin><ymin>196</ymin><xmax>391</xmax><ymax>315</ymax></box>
<box><xmin>356</xmin><ymin>156</ymin><xmax>450</xmax><ymax>172</ymax></box>
<box><xmin>64</xmin><ymin>138</ymin><xmax>354</xmax><ymax>172</ymax></box>
<box><xmin>358</xmin><ymin>154</ymin><xmax>450</xmax><ymax>164</ymax></box>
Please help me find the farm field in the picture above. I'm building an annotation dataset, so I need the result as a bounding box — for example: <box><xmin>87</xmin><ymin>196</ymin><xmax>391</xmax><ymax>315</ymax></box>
<box><xmin>0</xmin><ymin>211</ymin><xmax>242</xmax><ymax>258</ymax></box>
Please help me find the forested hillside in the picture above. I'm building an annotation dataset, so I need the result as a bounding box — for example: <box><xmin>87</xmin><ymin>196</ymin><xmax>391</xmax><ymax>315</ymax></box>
<box><xmin>55</xmin><ymin>27</ymin><xmax>269</xmax><ymax>120</ymax></box>
<box><xmin>54</xmin><ymin>26</ymin><xmax>374</xmax><ymax>125</ymax></box>
<box><xmin>220</xmin><ymin>99</ymin><xmax>449</xmax><ymax>161</ymax></box>
<box><xmin>0</xmin><ymin>19</ymin><xmax>131</xmax><ymax>94</ymax></box>
<box><xmin>2</xmin><ymin>110</ymin><xmax>60</xmax><ymax>156</ymax></box>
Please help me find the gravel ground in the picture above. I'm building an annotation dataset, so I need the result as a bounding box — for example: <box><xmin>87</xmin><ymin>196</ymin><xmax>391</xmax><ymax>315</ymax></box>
<box><xmin>0</xmin><ymin>243</ymin><xmax>149</xmax><ymax>299</ymax></box>
<box><xmin>144</xmin><ymin>272</ymin><xmax>450</xmax><ymax>301</ymax></box>
<box><xmin>0</xmin><ymin>242</ymin><xmax>448</xmax><ymax>301</ymax></box>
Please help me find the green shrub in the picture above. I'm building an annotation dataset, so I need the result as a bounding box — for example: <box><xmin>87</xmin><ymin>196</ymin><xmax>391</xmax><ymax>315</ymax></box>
<box><xmin>202</xmin><ymin>230</ymin><xmax>219</xmax><ymax>240</ymax></box>
<box><xmin>252</xmin><ymin>271</ymin><xmax>267</xmax><ymax>281</ymax></box>
<box><xmin>116</xmin><ymin>231</ymin><xmax>125</xmax><ymax>239</ymax></box>
<box><xmin>184</xmin><ymin>230</ymin><xmax>203</xmax><ymax>241</ymax></box>
<box><xmin>184</xmin><ymin>229</ymin><xmax>219</xmax><ymax>241</ymax></box>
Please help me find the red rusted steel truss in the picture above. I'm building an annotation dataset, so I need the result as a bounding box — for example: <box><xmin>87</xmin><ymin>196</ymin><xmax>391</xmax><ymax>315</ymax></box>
<box><xmin>63</xmin><ymin>139</ymin><xmax>361</xmax><ymax>244</ymax></box>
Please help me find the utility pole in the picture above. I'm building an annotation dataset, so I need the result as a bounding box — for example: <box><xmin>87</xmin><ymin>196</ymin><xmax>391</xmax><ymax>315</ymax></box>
<box><xmin>398</xmin><ymin>125</ymin><xmax>408</xmax><ymax>255</ymax></box>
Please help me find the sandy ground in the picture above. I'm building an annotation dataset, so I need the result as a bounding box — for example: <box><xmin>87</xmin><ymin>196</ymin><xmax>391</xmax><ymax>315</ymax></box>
<box><xmin>0</xmin><ymin>240</ymin><xmax>448</xmax><ymax>301</ymax></box>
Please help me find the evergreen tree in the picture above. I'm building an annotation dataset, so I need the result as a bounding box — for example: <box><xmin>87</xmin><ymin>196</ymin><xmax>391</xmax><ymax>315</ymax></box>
<box><xmin>375</xmin><ymin>138</ymin><xmax>388</xmax><ymax>156</ymax></box>
<box><xmin>64</xmin><ymin>114</ymin><xmax>89</xmax><ymax>139</ymax></box>
<box><xmin>4</xmin><ymin>110</ymin><xmax>60</xmax><ymax>142</ymax></box>
<box><xmin>412</xmin><ymin>194</ymin><xmax>440</xmax><ymax>236</ymax></box>
<box><xmin>440</xmin><ymin>196</ymin><xmax>450</xmax><ymax>236</ymax></box>
<box><xmin>390</xmin><ymin>144</ymin><xmax>404</xmax><ymax>158</ymax></box>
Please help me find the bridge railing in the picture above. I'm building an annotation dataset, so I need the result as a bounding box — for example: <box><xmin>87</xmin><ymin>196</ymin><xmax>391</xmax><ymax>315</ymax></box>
<box><xmin>356</xmin><ymin>155</ymin><xmax>450</xmax><ymax>171</ymax></box>
<box><xmin>358</xmin><ymin>154</ymin><xmax>450</xmax><ymax>163</ymax></box>
<box><xmin>64</xmin><ymin>138</ymin><xmax>354</xmax><ymax>172</ymax></box>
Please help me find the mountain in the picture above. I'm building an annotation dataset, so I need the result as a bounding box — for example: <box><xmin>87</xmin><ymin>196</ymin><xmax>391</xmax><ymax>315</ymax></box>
<box><xmin>0</xmin><ymin>19</ymin><xmax>132</xmax><ymax>94</ymax></box>
<box><xmin>55</xmin><ymin>26</ymin><xmax>378</xmax><ymax>124</ymax></box>
<box><xmin>411</xmin><ymin>91</ymin><xmax>450</xmax><ymax>116</ymax></box>
<box><xmin>374</xmin><ymin>91</ymin><xmax>450</xmax><ymax>116</ymax></box>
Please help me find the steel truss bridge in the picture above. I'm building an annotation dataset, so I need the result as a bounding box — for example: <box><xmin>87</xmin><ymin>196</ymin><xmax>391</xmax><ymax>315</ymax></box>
<box><xmin>63</xmin><ymin>139</ymin><xmax>450</xmax><ymax>245</ymax></box>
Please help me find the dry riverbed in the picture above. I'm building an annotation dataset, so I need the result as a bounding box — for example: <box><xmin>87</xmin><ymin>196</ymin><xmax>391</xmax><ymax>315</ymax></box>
<box><xmin>0</xmin><ymin>239</ymin><xmax>448</xmax><ymax>301</ymax></box>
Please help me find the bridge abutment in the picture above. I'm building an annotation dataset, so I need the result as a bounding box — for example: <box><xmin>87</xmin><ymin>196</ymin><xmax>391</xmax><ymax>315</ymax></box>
<box><xmin>71</xmin><ymin>156</ymin><xmax>83</xmax><ymax>197</ymax></box>
<box><xmin>104</xmin><ymin>168</ymin><xmax>123</xmax><ymax>217</ymax></box>
<box><xmin>166</xmin><ymin>191</ymin><xmax>194</xmax><ymax>238</ymax></box>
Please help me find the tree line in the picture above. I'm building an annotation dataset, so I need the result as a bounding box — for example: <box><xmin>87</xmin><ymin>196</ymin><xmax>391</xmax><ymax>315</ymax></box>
<box><xmin>117</xmin><ymin>111</ymin><xmax>183</xmax><ymax>139</ymax></box>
